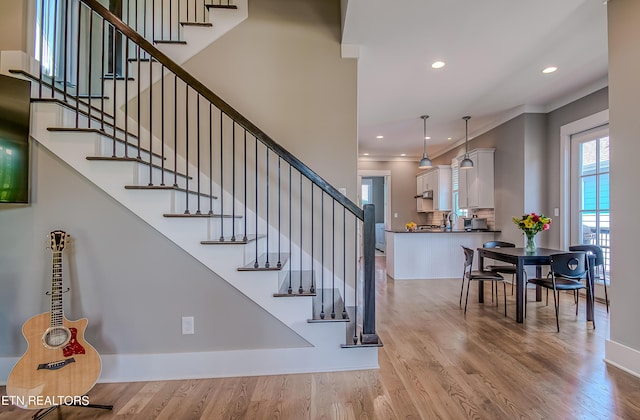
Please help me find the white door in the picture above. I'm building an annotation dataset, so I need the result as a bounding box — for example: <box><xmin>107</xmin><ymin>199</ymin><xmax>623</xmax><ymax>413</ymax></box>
<box><xmin>570</xmin><ymin>124</ymin><xmax>610</xmax><ymax>282</ymax></box>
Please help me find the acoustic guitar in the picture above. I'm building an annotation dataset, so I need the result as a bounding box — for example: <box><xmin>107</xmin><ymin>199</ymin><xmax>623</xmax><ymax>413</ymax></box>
<box><xmin>6</xmin><ymin>230</ymin><xmax>101</xmax><ymax>410</ymax></box>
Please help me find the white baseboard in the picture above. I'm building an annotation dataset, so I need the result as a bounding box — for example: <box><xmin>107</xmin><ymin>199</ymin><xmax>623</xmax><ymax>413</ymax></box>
<box><xmin>1</xmin><ymin>346</ymin><xmax>379</xmax><ymax>385</ymax></box>
<box><xmin>604</xmin><ymin>339</ymin><xmax>640</xmax><ymax>379</ymax></box>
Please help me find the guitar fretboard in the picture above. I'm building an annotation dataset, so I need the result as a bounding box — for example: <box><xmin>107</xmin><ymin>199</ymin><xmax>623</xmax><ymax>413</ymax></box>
<box><xmin>50</xmin><ymin>251</ymin><xmax>64</xmax><ymax>327</ymax></box>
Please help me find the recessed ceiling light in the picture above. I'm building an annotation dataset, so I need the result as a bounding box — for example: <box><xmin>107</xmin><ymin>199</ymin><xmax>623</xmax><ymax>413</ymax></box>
<box><xmin>431</xmin><ymin>61</ymin><xmax>445</xmax><ymax>69</ymax></box>
<box><xmin>400</xmin><ymin>153</ymin><xmax>407</xmax><ymax>157</ymax></box>
<box><xmin>376</xmin><ymin>135</ymin><xmax>384</xmax><ymax>139</ymax></box>
<box><xmin>425</xmin><ymin>136</ymin><xmax>431</xmax><ymax>140</ymax></box>
<box><xmin>542</xmin><ymin>66</ymin><xmax>558</xmax><ymax>74</ymax></box>
<box><xmin>363</xmin><ymin>153</ymin><xmax>369</xmax><ymax>156</ymax></box>
<box><xmin>448</xmin><ymin>137</ymin><xmax>453</xmax><ymax>140</ymax></box>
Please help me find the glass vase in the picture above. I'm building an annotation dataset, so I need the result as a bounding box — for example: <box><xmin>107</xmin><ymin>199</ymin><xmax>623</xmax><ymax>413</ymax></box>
<box><xmin>525</xmin><ymin>232</ymin><xmax>537</xmax><ymax>253</ymax></box>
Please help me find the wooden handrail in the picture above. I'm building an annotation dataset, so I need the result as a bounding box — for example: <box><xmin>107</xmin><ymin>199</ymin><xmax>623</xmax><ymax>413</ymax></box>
<box><xmin>80</xmin><ymin>0</ymin><xmax>364</xmax><ymax>220</ymax></box>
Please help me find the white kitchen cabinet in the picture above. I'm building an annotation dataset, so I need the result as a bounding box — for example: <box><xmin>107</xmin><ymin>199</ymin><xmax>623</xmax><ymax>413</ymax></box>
<box><xmin>415</xmin><ymin>165</ymin><xmax>452</xmax><ymax>212</ymax></box>
<box><xmin>458</xmin><ymin>148</ymin><xmax>494</xmax><ymax>209</ymax></box>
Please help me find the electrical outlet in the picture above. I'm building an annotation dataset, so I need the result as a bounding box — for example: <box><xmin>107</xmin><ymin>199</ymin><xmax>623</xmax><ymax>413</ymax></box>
<box><xmin>182</xmin><ymin>316</ymin><xmax>194</xmax><ymax>335</ymax></box>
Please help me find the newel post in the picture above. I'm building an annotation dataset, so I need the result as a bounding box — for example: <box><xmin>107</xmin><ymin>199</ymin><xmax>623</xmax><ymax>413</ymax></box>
<box><xmin>361</xmin><ymin>204</ymin><xmax>379</xmax><ymax>344</ymax></box>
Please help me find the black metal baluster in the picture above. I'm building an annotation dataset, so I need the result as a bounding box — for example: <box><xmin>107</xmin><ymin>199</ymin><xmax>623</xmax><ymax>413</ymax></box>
<box><xmin>173</xmin><ymin>74</ymin><xmax>177</xmax><ymax>186</ymax></box>
<box><xmin>277</xmin><ymin>157</ymin><xmax>281</xmax><ymax>268</ymax></box>
<box><xmin>169</xmin><ymin>0</ymin><xmax>172</xmax><ymax>41</ymax></box>
<box><xmin>152</xmin><ymin>0</ymin><xmax>155</xmax><ymax>43</ymax></box>
<box><xmin>298</xmin><ymin>173</ymin><xmax>302</xmax><ymax>292</ymax></box>
<box><xmin>124</xmin><ymin>39</ymin><xmax>130</xmax><ymax>156</ymax></box>
<box><xmin>160</xmin><ymin>0</ymin><xmax>164</xmax><ymax>41</ymax></box>
<box><xmin>136</xmin><ymin>45</ymin><xmax>141</xmax><ymax>157</ymax></box>
<box><xmin>353</xmin><ymin>221</ymin><xmax>358</xmax><ymax>344</ymax></box>
<box><xmin>320</xmin><ymin>192</ymin><xmax>325</xmax><ymax>319</ymax></box>
<box><xmin>63</xmin><ymin>0</ymin><xmax>68</xmax><ymax>101</ymax></box>
<box><xmin>310</xmin><ymin>184</ymin><xmax>315</xmax><ymax>293</ymax></box>
<box><xmin>111</xmin><ymin>24</ymin><xmax>117</xmax><ymax>156</ymax></box>
<box><xmin>242</xmin><ymin>129</ymin><xmax>247</xmax><ymax>241</ymax></box>
<box><xmin>265</xmin><ymin>147</ymin><xmax>269</xmax><ymax>268</ymax></box>
<box><xmin>254</xmin><ymin>135</ymin><xmax>258</xmax><ymax>268</ymax></box>
<box><xmin>231</xmin><ymin>121</ymin><xmax>236</xmax><ymax>241</ymax></box>
<box><xmin>331</xmin><ymin>199</ymin><xmax>336</xmax><ymax>319</ymax></box>
<box><xmin>208</xmin><ymin>103</ymin><xmax>213</xmax><ymax>214</ymax></box>
<box><xmin>143</xmin><ymin>0</ymin><xmax>147</xmax><ymax>41</ymax></box>
<box><xmin>38</xmin><ymin>0</ymin><xmax>44</xmax><ymax>98</ymax></box>
<box><xmin>74</xmin><ymin>0</ymin><xmax>81</xmax><ymax>127</ymax></box>
<box><xmin>342</xmin><ymin>207</ymin><xmax>347</xmax><ymax>319</ymax></box>
<box><xmin>196</xmin><ymin>94</ymin><xmax>201</xmax><ymax>214</ymax></box>
<box><xmin>219</xmin><ymin>110</ymin><xmax>224</xmax><ymax>241</ymax></box>
<box><xmin>160</xmin><ymin>64</ymin><xmax>165</xmax><ymax>183</ymax></box>
<box><xmin>287</xmin><ymin>164</ymin><xmax>292</xmax><ymax>294</ymax></box>
<box><xmin>177</xmin><ymin>0</ymin><xmax>181</xmax><ymax>41</ymax></box>
<box><xmin>51</xmin><ymin>0</ymin><xmax>58</xmax><ymax>98</ymax></box>
<box><xmin>184</xmin><ymin>85</ymin><xmax>190</xmax><ymax>214</ymax></box>
<box><xmin>87</xmin><ymin>10</ymin><xmax>93</xmax><ymax>126</ymax></box>
<box><xmin>147</xmin><ymin>54</ymin><xmax>153</xmax><ymax>183</ymax></box>
<box><xmin>100</xmin><ymin>19</ymin><xmax>105</xmax><ymax>130</ymax></box>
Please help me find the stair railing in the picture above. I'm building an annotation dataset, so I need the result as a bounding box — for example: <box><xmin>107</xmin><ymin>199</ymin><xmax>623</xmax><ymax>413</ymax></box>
<box><xmin>22</xmin><ymin>0</ymin><xmax>378</xmax><ymax>345</ymax></box>
<box><xmin>120</xmin><ymin>0</ymin><xmax>237</xmax><ymax>46</ymax></box>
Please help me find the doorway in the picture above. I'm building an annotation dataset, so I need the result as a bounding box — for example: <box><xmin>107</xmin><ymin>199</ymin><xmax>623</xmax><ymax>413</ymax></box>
<box><xmin>358</xmin><ymin>170</ymin><xmax>391</xmax><ymax>254</ymax></box>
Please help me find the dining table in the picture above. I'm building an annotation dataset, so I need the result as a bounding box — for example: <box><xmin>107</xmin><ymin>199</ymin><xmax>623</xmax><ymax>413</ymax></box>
<box><xmin>476</xmin><ymin>247</ymin><xmax>595</xmax><ymax>324</ymax></box>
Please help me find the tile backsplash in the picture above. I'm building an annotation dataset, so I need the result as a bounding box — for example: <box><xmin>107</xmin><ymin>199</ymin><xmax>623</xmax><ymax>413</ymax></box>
<box><xmin>424</xmin><ymin>209</ymin><xmax>496</xmax><ymax>230</ymax></box>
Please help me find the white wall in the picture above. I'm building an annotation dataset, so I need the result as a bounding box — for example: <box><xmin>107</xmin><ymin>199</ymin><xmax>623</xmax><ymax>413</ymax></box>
<box><xmin>0</xmin><ymin>142</ymin><xmax>307</xmax><ymax>363</ymax></box>
<box><xmin>606</xmin><ymin>0</ymin><xmax>640</xmax><ymax>376</ymax></box>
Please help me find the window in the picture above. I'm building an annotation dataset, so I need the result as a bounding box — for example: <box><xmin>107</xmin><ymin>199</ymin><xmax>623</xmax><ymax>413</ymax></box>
<box><xmin>451</xmin><ymin>159</ymin><xmax>468</xmax><ymax>219</ymax></box>
<box><xmin>571</xmin><ymin>125</ymin><xmax>610</xmax><ymax>278</ymax></box>
<box><xmin>35</xmin><ymin>0</ymin><xmax>79</xmax><ymax>86</ymax></box>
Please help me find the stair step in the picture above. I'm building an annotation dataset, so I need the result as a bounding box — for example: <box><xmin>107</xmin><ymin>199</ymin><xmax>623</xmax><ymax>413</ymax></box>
<box><xmin>86</xmin><ymin>157</ymin><xmax>191</xmax><ymax>181</ymax></box>
<box><xmin>124</xmin><ymin>185</ymin><xmax>218</xmax><ymax>200</ymax></box>
<box><xmin>308</xmin><ymin>289</ymin><xmax>349</xmax><ymax>323</ymax></box>
<box><xmin>206</xmin><ymin>4</ymin><xmax>238</xmax><ymax>9</ymax></box>
<box><xmin>201</xmin><ymin>234</ymin><xmax>264</xmax><ymax>245</ymax></box>
<box><xmin>181</xmin><ymin>22</ymin><xmax>214</xmax><ymax>27</ymax></box>
<box><xmin>164</xmin><ymin>212</ymin><xmax>241</xmax><ymax>218</ymax></box>
<box><xmin>238</xmin><ymin>253</ymin><xmax>289</xmax><ymax>271</ymax></box>
<box><xmin>49</xmin><ymin>126</ymin><xmax>139</xmax><ymax>143</ymax></box>
<box><xmin>32</xmin><ymin>96</ymin><xmax>119</xmax><ymax>130</ymax></box>
<box><xmin>154</xmin><ymin>40</ymin><xmax>188</xmax><ymax>45</ymax></box>
<box><xmin>340</xmin><ymin>307</ymin><xmax>384</xmax><ymax>348</ymax></box>
<box><xmin>127</xmin><ymin>57</ymin><xmax>158</xmax><ymax>63</ymax></box>
<box><xmin>102</xmin><ymin>74</ymin><xmax>135</xmax><ymax>81</ymax></box>
<box><xmin>77</xmin><ymin>94</ymin><xmax>110</xmax><ymax>99</ymax></box>
<box><xmin>274</xmin><ymin>270</ymin><xmax>316</xmax><ymax>297</ymax></box>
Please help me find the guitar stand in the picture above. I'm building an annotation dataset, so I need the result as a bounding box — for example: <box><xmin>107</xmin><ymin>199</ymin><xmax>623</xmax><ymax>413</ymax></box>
<box><xmin>32</xmin><ymin>402</ymin><xmax>113</xmax><ymax>420</ymax></box>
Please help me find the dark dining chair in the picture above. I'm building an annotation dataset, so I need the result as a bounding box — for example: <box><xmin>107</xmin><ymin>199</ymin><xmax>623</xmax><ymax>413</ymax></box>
<box><xmin>526</xmin><ymin>252</ymin><xmax>594</xmax><ymax>332</ymax></box>
<box><xmin>460</xmin><ymin>246</ymin><xmax>506</xmax><ymax>316</ymax></box>
<box><xmin>483</xmin><ymin>241</ymin><xmax>517</xmax><ymax>295</ymax></box>
<box><xmin>569</xmin><ymin>244</ymin><xmax>609</xmax><ymax>313</ymax></box>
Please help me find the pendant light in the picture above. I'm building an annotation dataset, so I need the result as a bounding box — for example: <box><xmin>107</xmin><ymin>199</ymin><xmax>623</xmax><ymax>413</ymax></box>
<box><xmin>460</xmin><ymin>116</ymin><xmax>474</xmax><ymax>169</ymax></box>
<box><xmin>418</xmin><ymin>115</ymin><xmax>432</xmax><ymax>169</ymax></box>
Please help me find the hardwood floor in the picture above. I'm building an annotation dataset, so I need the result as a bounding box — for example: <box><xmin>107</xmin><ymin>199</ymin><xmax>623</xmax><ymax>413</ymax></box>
<box><xmin>2</xmin><ymin>256</ymin><xmax>640</xmax><ymax>419</ymax></box>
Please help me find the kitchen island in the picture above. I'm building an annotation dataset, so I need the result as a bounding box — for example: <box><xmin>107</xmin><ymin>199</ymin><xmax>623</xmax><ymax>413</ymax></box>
<box><xmin>385</xmin><ymin>229</ymin><xmax>500</xmax><ymax>280</ymax></box>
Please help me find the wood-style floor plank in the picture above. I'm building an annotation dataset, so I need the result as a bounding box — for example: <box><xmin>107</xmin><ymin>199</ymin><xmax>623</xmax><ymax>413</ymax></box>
<box><xmin>2</xmin><ymin>256</ymin><xmax>640</xmax><ymax>419</ymax></box>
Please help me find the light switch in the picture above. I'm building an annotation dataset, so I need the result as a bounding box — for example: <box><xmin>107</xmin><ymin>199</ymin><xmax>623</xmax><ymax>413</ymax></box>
<box><xmin>394</xmin><ymin>213</ymin><xmax>398</xmax><ymax>218</ymax></box>
<box><xmin>554</xmin><ymin>207</ymin><xmax>559</xmax><ymax>217</ymax></box>
<box><xmin>182</xmin><ymin>316</ymin><xmax>194</xmax><ymax>335</ymax></box>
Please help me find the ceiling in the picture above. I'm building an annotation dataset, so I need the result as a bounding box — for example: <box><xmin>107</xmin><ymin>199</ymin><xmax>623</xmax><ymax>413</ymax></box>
<box><xmin>341</xmin><ymin>0</ymin><xmax>609</xmax><ymax>160</ymax></box>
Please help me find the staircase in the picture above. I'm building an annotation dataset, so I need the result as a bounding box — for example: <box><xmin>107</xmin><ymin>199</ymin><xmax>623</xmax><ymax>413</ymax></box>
<box><xmin>1</xmin><ymin>0</ymin><xmax>379</xmax><ymax>381</ymax></box>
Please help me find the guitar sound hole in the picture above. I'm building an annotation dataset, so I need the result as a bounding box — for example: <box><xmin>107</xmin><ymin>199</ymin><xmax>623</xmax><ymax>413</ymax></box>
<box><xmin>43</xmin><ymin>326</ymin><xmax>71</xmax><ymax>348</ymax></box>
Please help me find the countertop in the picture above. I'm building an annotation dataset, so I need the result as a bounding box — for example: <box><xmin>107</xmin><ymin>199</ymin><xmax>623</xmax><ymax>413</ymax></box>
<box><xmin>386</xmin><ymin>229</ymin><xmax>501</xmax><ymax>234</ymax></box>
